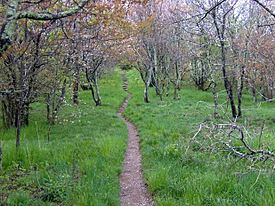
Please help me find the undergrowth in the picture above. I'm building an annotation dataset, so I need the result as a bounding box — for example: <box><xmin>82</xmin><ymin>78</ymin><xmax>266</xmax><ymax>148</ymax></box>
<box><xmin>0</xmin><ymin>71</ymin><xmax>128</xmax><ymax>206</ymax></box>
<box><xmin>124</xmin><ymin>70</ymin><xmax>275</xmax><ymax>206</ymax></box>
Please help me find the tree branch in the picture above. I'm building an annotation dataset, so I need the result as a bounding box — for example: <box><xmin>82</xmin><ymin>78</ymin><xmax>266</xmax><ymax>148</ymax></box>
<box><xmin>199</xmin><ymin>0</ymin><xmax>227</xmax><ymax>23</ymax></box>
<box><xmin>198</xmin><ymin>0</ymin><xmax>275</xmax><ymax>24</ymax></box>
<box><xmin>0</xmin><ymin>0</ymin><xmax>90</xmax><ymax>56</ymax></box>
<box><xmin>16</xmin><ymin>0</ymin><xmax>90</xmax><ymax>20</ymax></box>
<box><xmin>252</xmin><ymin>0</ymin><xmax>275</xmax><ymax>19</ymax></box>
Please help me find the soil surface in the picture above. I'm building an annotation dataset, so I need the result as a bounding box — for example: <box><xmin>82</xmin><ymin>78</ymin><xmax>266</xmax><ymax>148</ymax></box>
<box><xmin>117</xmin><ymin>74</ymin><xmax>153</xmax><ymax>206</ymax></box>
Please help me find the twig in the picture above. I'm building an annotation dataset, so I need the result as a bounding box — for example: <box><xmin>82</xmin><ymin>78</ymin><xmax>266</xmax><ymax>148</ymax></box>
<box><xmin>185</xmin><ymin>123</ymin><xmax>203</xmax><ymax>154</ymax></box>
<box><xmin>198</xmin><ymin>0</ymin><xmax>228</xmax><ymax>23</ymax></box>
<box><xmin>252</xmin><ymin>0</ymin><xmax>275</xmax><ymax>19</ymax></box>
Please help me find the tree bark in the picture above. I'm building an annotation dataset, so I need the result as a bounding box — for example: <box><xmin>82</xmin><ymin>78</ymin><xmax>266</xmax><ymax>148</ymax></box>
<box><xmin>0</xmin><ymin>0</ymin><xmax>90</xmax><ymax>55</ymax></box>
<box><xmin>220</xmin><ymin>38</ymin><xmax>237</xmax><ymax>118</ymax></box>
<box><xmin>15</xmin><ymin>0</ymin><xmax>90</xmax><ymax>20</ymax></box>
<box><xmin>15</xmin><ymin>105</ymin><xmax>21</xmax><ymax>149</ymax></box>
<box><xmin>152</xmin><ymin>46</ymin><xmax>162</xmax><ymax>99</ymax></box>
<box><xmin>144</xmin><ymin>66</ymin><xmax>152</xmax><ymax>103</ymax></box>
<box><xmin>72</xmin><ymin>67</ymin><xmax>80</xmax><ymax>105</ymax></box>
<box><xmin>52</xmin><ymin>79</ymin><xmax>67</xmax><ymax>123</ymax></box>
<box><xmin>0</xmin><ymin>0</ymin><xmax>20</xmax><ymax>54</ymax></box>
<box><xmin>1</xmin><ymin>92</ymin><xmax>17</xmax><ymax>128</ymax></box>
<box><xmin>212</xmin><ymin>9</ymin><xmax>237</xmax><ymax>118</ymax></box>
<box><xmin>93</xmin><ymin>73</ymin><xmax>102</xmax><ymax>106</ymax></box>
<box><xmin>211</xmin><ymin>81</ymin><xmax>218</xmax><ymax>118</ymax></box>
<box><xmin>46</xmin><ymin>93</ymin><xmax>51</xmax><ymax>124</ymax></box>
<box><xmin>173</xmin><ymin>62</ymin><xmax>181</xmax><ymax>100</ymax></box>
<box><xmin>237</xmin><ymin>66</ymin><xmax>245</xmax><ymax>117</ymax></box>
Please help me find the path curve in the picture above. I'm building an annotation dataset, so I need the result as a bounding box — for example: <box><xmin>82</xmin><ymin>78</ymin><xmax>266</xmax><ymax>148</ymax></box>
<box><xmin>117</xmin><ymin>73</ymin><xmax>153</xmax><ymax>206</ymax></box>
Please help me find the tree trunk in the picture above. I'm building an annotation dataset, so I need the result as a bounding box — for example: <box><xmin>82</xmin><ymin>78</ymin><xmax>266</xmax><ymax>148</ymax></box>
<box><xmin>174</xmin><ymin>62</ymin><xmax>181</xmax><ymax>100</ymax></box>
<box><xmin>22</xmin><ymin>103</ymin><xmax>30</xmax><ymax>125</ymax></box>
<box><xmin>85</xmin><ymin>68</ymin><xmax>102</xmax><ymax>106</ymax></box>
<box><xmin>251</xmin><ymin>86</ymin><xmax>257</xmax><ymax>103</ymax></box>
<box><xmin>144</xmin><ymin>67</ymin><xmax>152</xmax><ymax>103</ymax></box>
<box><xmin>220</xmin><ymin>39</ymin><xmax>237</xmax><ymax>118</ymax></box>
<box><xmin>72</xmin><ymin>67</ymin><xmax>80</xmax><ymax>105</ymax></box>
<box><xmin>52</xmin><ymin>79</ymin><xmax>67</xmax><ymax>123</ymax></box>
<box><xmin>211</xmin><ymin>81</ymin><xmax>218</xmax><ymax>118</ymax></box>
<box><xmin>15</xmin><ymin>106</ymin><xmax>21</xmax><ymax>149</ymax></box>
<box><xmin>237</xmin><ymin>66</ymin><xmax>245</xmax><ymax>117</ymax></box>
<box><xmin>152</xmin><ymin>46</ymin><xmax>163</xmax><ymax>99</ymax></box>
<box><xmin>46</xmin><ymin>93</ymin><xmax>51</xmax><ymax>124</ymax></box>
<box><xmin>144</xmin><ymin>84</ymin><xmax>149</xmax><ymax>103</ymax></box>
<box><xmin>93</xmin><ymin>73</ymin><xmax>102</xmax><ymax>106</ymax></box>
<box><xmin>212</xmin><ymin>10</ymin><xmax>237</xmax><ymax>119</ymax></box>
<box><xmin>0</xmin><ymin>0</ymin><xmax>20</xmax><ymax>55</ymax></box>
<box><xmin>1</xmin><ymin>93</ymin><xmax>16</xmax><ymax>128</ymax></box>
<box><xmin>266</xmin><ymin>79</ymin><xmax>273</xmax><ymax>100</ymax></box>
<box><xmin>46</xmin><ymin>79</ymin><xmax>67</xmax><ymax>125</ymax></box>
<box><xmin>89</xmin><ymin>83</ymin><xmax>96</xmax><ymax>105</ymax></box>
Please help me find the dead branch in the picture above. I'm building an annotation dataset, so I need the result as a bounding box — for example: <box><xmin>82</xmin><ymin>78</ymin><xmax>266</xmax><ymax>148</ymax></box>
<box><xmin>189</xmin><ymin>122</ymin><xmax>275</xmax><ymax>166</ymax></box>
<box><xmin>185</xmin><ymin>123</ymin><xmax>204</xmax><ymax>154</ymax></box>
<box><xmin>215</xmin><ymin>124</ymin><xmax>275</xmax><ymax>159</ymax></box>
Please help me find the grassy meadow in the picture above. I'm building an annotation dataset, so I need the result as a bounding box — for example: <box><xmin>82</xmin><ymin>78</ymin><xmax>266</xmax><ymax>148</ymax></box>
<box><xmin>124</xmin><ymin>70</ymin><xmax>275</xmax><ymax>206</ymax></box>
<box><xmin>0</xmin><ymin>72</ymin><xmax>128</xmax><ymax>205</ymax></box>
<box><xmin>0</xmin><ymin>69</ymin><xmax>274</xmax><ymax>206</ymax></box>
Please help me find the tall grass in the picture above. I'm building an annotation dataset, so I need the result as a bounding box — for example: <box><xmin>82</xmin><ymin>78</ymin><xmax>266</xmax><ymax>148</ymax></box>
<box><xmin>124</xmin><ymin>70</ymin><xmax>275</xmax><ymax>206</ymax></box>
<box><xmin>0</xmin><ymin>71</ymin><xmax>128</xmax><ymax>205</ymax></box>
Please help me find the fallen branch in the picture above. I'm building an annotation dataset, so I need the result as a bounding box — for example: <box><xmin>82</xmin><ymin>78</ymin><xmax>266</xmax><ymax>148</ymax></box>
<box><xmin>189</xmin><ymin>122</ymin><xmax>275</xmax><ymax>166</ymax></box>
<box><xmin>185</xmin><ymin>123</ymin><xmax>204</xmax><ymax>154</ymax></box>
<box><xmin>215</xmin><ymin>124</ymin><xmax>275</xmax><ymax>159</ymax></box>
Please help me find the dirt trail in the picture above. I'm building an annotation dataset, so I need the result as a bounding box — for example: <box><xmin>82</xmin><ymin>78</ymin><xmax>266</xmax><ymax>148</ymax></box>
<box><xmin>117</xmin><ymin>73</ymin><xmax>153</xmax><ymax>206</ymax></box>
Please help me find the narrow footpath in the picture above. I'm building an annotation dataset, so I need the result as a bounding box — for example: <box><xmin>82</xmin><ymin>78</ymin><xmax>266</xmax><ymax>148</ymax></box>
<box><xmin>117</xmin><ymin>73</ymin><xmax>153</xmax><ymax>206</ymax></box>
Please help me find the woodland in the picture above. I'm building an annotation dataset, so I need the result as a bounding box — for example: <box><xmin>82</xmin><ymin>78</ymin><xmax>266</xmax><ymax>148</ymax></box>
<box><xmin>0</xmin><ymin>0</ymin><xmax>274</xmax><ymax>205</ymax></box>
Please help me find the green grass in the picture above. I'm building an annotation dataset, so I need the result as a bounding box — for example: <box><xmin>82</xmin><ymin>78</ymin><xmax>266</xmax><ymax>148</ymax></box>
<box><xmin>124</xmin><ymin>70</ymin><xmax>275</xmax><ymax>206</ymax></box>
<box><xmin>1</xmin><ymin>69</ymin><xmax>274</xmax><ymax>206</ymax></box>
<box><xmin>0</xmin><ymin>71</ymin><xmax>128</xmax><ymax>205</ymax></box>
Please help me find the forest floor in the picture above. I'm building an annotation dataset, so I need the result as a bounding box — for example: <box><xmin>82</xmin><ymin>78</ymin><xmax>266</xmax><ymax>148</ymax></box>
<box><xmin>124</xmin><ymin>70</ymin><xmax>275</xmax><ymax>205</ymax></box>
<box><xmin>118</xmin><ymin>73</ymin><xmax>153</xmax><ymax>206</ymax></box>
<box><xmin>0</xmin><ymin>70</ymin><xmax>274</xmax><ymax>206</ymax></box>
<box><xmin>0</xmin><ymin>72</ymin><xmax>128</xmax><ymax>205</ymax></box>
